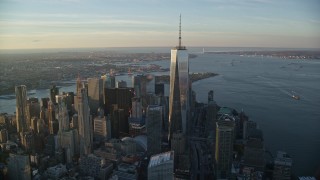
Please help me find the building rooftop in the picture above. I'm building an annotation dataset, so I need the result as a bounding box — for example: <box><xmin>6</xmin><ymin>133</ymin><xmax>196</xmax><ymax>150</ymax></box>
<box><xmin>148</xmin><ymin>151</ymin><xmax>174</xmax><ymax>168</ymax></box>
<box><xmin>121</xmin><ymin>135</ymin><xmax>147</xmax><ymax>152</ymax></box>
<box><xmin>275</xmin><ymin>151</ymin><xmax>293</xmax><ymax>166</ymax></box>
<box><xmin>299</xmin><ymin>177</ymin><xmax>316</xmax><ymax>180</ymax></box>
<box><xmin>118</xmin><ymin>163</ymin><xmax>136</xmax><ymax>173</ymax></box>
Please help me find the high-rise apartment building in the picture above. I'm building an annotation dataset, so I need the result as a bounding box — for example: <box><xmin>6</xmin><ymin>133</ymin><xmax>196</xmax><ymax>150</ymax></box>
<box><xmin>215</xmin><ymin>120</ymin><xmax>235</xmax><ymax>178</ymax></box>
<box><xmin>15</xmin><ymin>85</ymin><xmax>28</xmax><ymax>133</ymax></box>
<box><xmin>78</xmin><ymin>86</ymin><xmax>93</xmax><ymax>156</ymax></box>
<box><xmin>146</xmin><ymin>105</ymin><xmax>162</xmax><ymax>157</ymax></box>
<box><xmin>168</xmin><ymin>16</ymin><xmax>189</xmax><ymax>140</ymax></box>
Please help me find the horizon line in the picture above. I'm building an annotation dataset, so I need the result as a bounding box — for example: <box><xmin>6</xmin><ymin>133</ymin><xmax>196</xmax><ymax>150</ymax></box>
<box><xmin>1</xmin><ymin>46</ymin><xmax>320</xmax><ymax>51</ymax></box>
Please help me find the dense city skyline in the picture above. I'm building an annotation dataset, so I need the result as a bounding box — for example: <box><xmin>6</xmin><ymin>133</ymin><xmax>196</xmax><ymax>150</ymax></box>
<box><xmin>1</xmin><ymin>0</ymin><xmax>320</xmax><ymax>49</ymax></box>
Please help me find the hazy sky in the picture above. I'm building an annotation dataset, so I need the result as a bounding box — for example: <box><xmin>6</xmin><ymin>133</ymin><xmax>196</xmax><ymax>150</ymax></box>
<box><xmin>0</xmin><ymin>0</ymin><xmax>319</xmax><ymax>49</ymax></box>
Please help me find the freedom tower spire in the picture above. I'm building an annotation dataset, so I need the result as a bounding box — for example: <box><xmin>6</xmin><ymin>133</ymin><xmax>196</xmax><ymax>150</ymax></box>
<box><xmin>179</xmin><ymin>14</ymin><xmax>182</xmax><ymax>48</ymax></box>
<box><xmin>177</xmin><ymin>14</ymin><xmax>186</xmax><ymax>50</ymax></box>
<box><xmin>168</xmin><ymin>15</ymin><xmax>189</xmax><ymax>141</ymax></box>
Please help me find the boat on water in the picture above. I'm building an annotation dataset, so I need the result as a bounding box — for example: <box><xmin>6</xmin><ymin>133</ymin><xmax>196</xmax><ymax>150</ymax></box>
<box><xmin>291</xmin><ymin>91</ymin><xmax>300</xmax><ymax>100</ymax></box>
<box><xmin>292</xmin><ymin>94</ymin><xmax>300</xmax><ymax>100</ymax></box>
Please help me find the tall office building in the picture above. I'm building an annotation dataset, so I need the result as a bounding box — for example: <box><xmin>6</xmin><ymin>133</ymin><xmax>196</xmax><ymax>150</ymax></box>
<box><xmin>87</xmin><ymin>78</ymin><xmax>103</xmax><ymax>115</ymax></box>
<box><xmin>131</xmin><ymin>97</ymin><xmax>143</xmax><ymax>119</ymax></box>
<box><xmin>47</xmin><ymin>101</ymin><xmax>56</xmax><ymax>134</ymax></box>
<box><xmin>40</xmin><ymin>97</ymin><xmax>50</xmax><ymax>109</ymax></box>
<box><xmin>37</xmin><ymin>118</ymin><xmax>45</xmax><ymax>134</ymax></box>
<box><xmin>208</xmin><ymin>90</ymin><xmax>214</xmax><ymax>103</ymax></box>
<box><xmin>57</xmin><ymin>96</ymin><xmax>70</xmax><ymax>132</ymax></box>
<box><xmin>145</xmin><ymin>74</ymin><xmax>155</xmax><ymax>94</ymax></box>
<box><xmin>58</xmin><ymin>129</ymin><xmax>77</xmax><ymax>163</ymax></box>
<box><xmin>116</xmin><ymin>80</ymin><xmax>127</xmax><ymax>88</ymax></box>
<box><xmin>148</xmin><ymin>151</ymin><xmax>174</xmax><ymax>180</ymax></box>
<box><xmin>7</xmin><ymin>154</ymin><xmax>31</xmax><ymax>180</ymax></box>
<box><xmin>21</xmin><ymin>131</ymin><xmax>35</xmax><ymax>152</ymax></box>
<box><xmin>171</xmin><ymin>132</ymin><xmax>186</xmax><ymax>155</ymax></box>
<box><xmin>243</xmin><ymin>120</ymin><xmax>257</xmax><ymax>140</ymax></box>
<box><xmin>241</xmin><ymin>138</ymin><xmax>265</xmax><ymax>175</ymax></box>
<box><xmin>26</xmin><ymin>97</ymin><xmax>40</xmax><ymax>129</ymax></box>
<box><xmin>132</xmin><ymin>75</ymin><xmax>143</xmax><ymax>98</ymax></box>
<box><xmin>50</xmin><ymin>85</ymin><xmax>59</xmax><ymax>104</ymax></box>
<box><xmin>15</xmin><ymin>85</ymin><xmax>28</xmax><ymax>133</ymax></box>
<box><xmin>104</xmin><ymin>87</ymin><xmax>134</xmax><ymax>134</ymax></box>
<box><xmin>146</xmin><ymin>105</ymin><xmax>162</xmax><ymax>157</ymax></box>
<box><xmin>78</xmin><ymin>86</ymin><xmax>93</xmax><ymax>156</ymax></box>
<box><xmin>215</xmin><ymin>120</ymin><xmax>235</xmax><ymax>178</ymax></box>
<box><xmin>132</xmin><ymin>74</ymin><xmax>155</xmax><ymax>98</ymax></box>
<box><xmin>110</xmin><ymin>105</ymin><xmax>125</xmax><ymax>138</ymax></box>
<box><xmin>30</xmin><ymin>117</ymin><xmax>38</xmax><ymax>132</ymax></box>
<box><xmin>207</xmin><ymin>90</ymin><xmax>217</xmax><ymax>143</ymax></box>
<box><xmin>168</xmin><ymin>15</ymin><xmax>189</xmax><ymax>140</ymax></box>
<box><xmin>101</xmin><ymin>74</ymin><xmax>116</xmax><ymax>89</ymax></box>
<box><xmin>0</xmin><ymin>129</ymin><xmax>8</xmax><ymax>143</ymax></box>
<box><xmin>93</xmin><ymin>115</ymin><xmax>108</xmax><ymax>140</ymax></box>
<box><xmin>273</xmin><ymin>151</ymin><xmax>292</xmax><ymax>180</ymax></box>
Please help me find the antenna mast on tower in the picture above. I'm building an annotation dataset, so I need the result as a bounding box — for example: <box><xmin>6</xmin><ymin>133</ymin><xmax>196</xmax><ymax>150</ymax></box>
<box><xmin>179</xmin><ymin>14</ymin><xmax>182</xmax><ymax>48</ymax></box>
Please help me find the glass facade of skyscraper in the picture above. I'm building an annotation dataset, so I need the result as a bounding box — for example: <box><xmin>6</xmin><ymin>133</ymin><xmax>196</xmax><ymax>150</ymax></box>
<box><xmin>169</xmin><ymin>48</ymin><xmax>189</xmax><ymax>138</ymax></box>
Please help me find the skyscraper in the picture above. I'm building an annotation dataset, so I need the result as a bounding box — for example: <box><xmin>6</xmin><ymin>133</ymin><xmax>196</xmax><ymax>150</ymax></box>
<box><xmin>7</xmin><ymin>154</ymin><xmax>31</xmax><ymax>180</ymax></box>
<box><xmin>15</xmin><ymin>85</ymin><xmax>28</xmax><ymax>133</ymax></box>
<box><xmin>169</xmin><ymin>15</ymin><xmax>189</xmax><ymax>139</ymax></box>
<box><xmin>131</xmin><ymin>97</ymin><xmax>143</xmax><ymax>119</ymax></box>
<box><xmin>148</xmin><ymin>151</ymin><xmax>174</xmax><ymax>180</ymax></box>
<box><xmin>78</xmin><ymin>86</ymin><xmax>93</xmax><ymax>156</ymax></box>
<box><xmin>273</xmin><ymin>151</ymin><xmax>292</xmax><ymax>180</ymax></box>
<box><xmin>215</xmin><ymin>120</ymin><xmax>235</xmax><ymax>178</ymax></box>
<box><xmin>146</xmin><ymin>105</ymin><xmax>162</xmax><ymax>157</ymax></box>
<box><xmin>56</xmin><ymin>95</ymin><xmax>70</xmax><ymax>132</ymax></box>
<box><xmin>87</xmin><ymin>78</ymin><xmax>103</xmax><ymax>115</ymax></box>
<box><xmin>101</xmin><ymin>74</ymin><xmax>115</xmax><ymax>89</ymax></box>
<box><xmin>104</xmin><ymin>87</ymin><xmax>134</xmax><ymax>131</ymax></box>
<box><xmin>26</xmin><ymin>97</ymin><xmax>40</xmax><ymax>129</ymax></box>
<box><xmin>47</xmin><ymin>101</ymin><xmax>56</xmax><ymax>134</ymax></box>
<box><xmin>50</xmin><ymin>85</ymin><xmax>59</xmax><ymax>104</ymax></box>
<box><xmin>93</xmin><ymin>115</ymin><xmax>108</xmax><ymax>140</ymax></box>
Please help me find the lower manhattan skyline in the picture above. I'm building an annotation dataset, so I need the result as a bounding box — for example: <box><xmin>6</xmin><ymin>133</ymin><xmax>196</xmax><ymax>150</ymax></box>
<box><xmin>0</xmin><ymin>0</ymin><xmax>320</xmax><ymax>49</ymax></box>
<box><xmin>0</xmin><ymin>0</ymin><xmax>320</xmax><ymax>179</ymax></box>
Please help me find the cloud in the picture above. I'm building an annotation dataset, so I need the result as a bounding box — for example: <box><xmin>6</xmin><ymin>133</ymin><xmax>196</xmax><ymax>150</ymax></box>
<box><xmin>0</xmin><ymin>18</ymin><xmax>169</xmax><ymax>29</ymax></box>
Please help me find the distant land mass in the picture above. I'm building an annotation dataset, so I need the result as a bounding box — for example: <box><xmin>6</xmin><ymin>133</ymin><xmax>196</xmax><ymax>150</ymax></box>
<box><xmin>0</xmin><ymin>49</ymin><xmax>317</xmax><ymax>95</ymax></box>
<box><xmin>206</xmin><ymin>50</ymin><xmax>320</xmax><ymax>59</ymax></box>
<box><xmin>0</xmin><ymin>51</ymin><xmax>207</xmax><ymax>95</ymax></box>
<box><xmin>155</xmin><ymin>72</ymin><xmax>218</xmax><ymax>84</ymax></box>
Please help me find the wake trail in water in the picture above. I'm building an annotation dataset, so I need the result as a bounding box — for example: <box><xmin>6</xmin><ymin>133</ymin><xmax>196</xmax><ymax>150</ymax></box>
<box><xmin>256</xmin><ymin>76</ymin><xmax>293</xmax><ymax>98</ymax></box>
